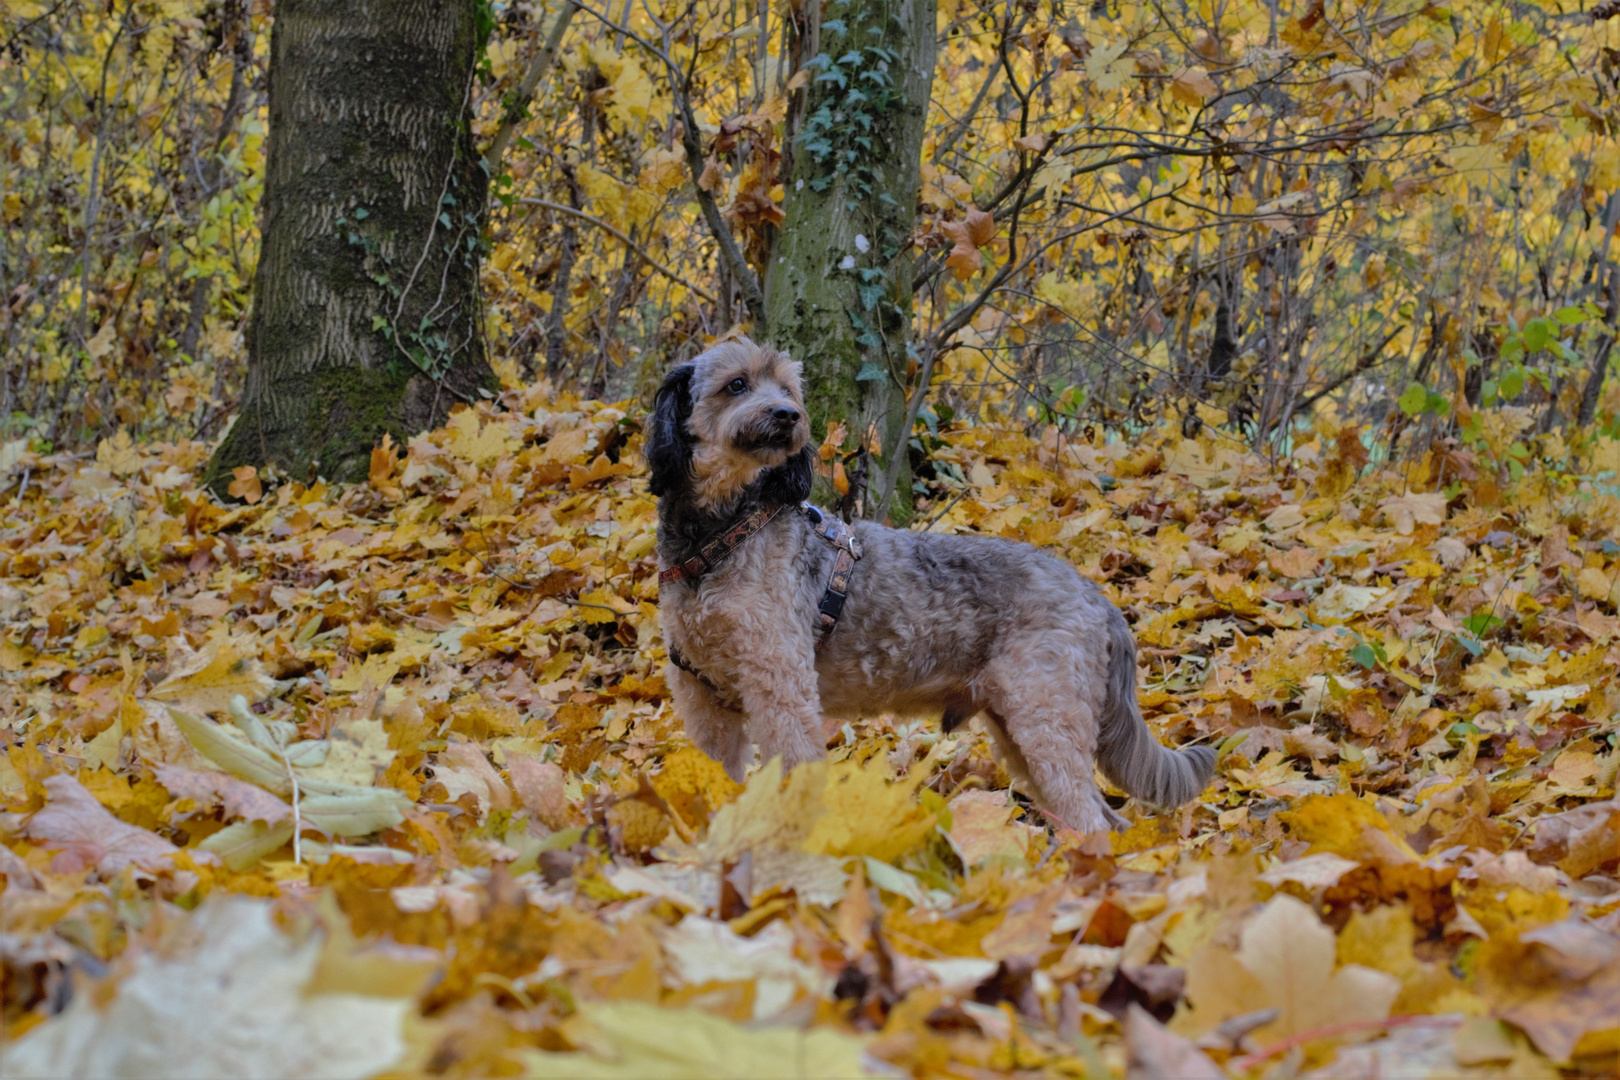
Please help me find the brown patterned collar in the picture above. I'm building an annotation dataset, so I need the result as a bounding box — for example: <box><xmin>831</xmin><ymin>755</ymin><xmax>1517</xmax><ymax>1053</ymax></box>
<box><xmin>657</xmin><ymin>501</ymin><xmax>787</xmax><ymax>586</ymax></box>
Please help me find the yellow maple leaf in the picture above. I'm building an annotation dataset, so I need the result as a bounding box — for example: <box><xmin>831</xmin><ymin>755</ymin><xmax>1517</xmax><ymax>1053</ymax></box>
<box><xmin>804</xmin><ymin>752</ymin><xmax>940</xmax><ymax>863</ymax></box>
<box><xmin>1183</xmin><ymin>894</ymin><xmax>1400</xmax><ymax>1042</ymax></box>
<box><xmin>445</xmin><ymin>408</ymin><xmax>516</xmax><ymax>465</ymax></box>
<box><xmin>148</xmin><ymin>641</ymin><xmax>275</xmax><ymax>715</ymax></box>
<box><xmin>1379</xmin><ymin>491</ymin><xmax>1447</xmax><ymax>535</ymax></box>
<box><xmin>524</xmin><ymin>1001</ymin><xmax>869</xmax><ymax>1078</ymax></box>
<box><xmin>95</xmin><ymin>429</ymin><xmax>142</xmax><ymax>476</ymax></box>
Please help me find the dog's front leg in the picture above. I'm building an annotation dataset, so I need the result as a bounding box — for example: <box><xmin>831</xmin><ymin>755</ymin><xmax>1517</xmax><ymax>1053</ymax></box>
<box><xmin>731</xmin><ymin>641</ymin><xmax>825</xmax><ymax>774</ymax></box>
<box><xmin>667</xmin><ymin>664</ymin><xmax>750</xmax><ymax>781</ymax></box>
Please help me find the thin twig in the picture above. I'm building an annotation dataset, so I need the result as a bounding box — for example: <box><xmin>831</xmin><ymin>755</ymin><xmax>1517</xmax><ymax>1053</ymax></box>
<box><xmin>1230</xmin><ymin>1015</ymin><xmax>1462</xmax><ymax>1071</ymax></box>
<box><xmin>566</xmin><ymin>0</ymin><xmax>764</xmax><ymax>323</ymax></box>
<box><xmin>482</xmin><ymin>3</ymin><xmax>577</xmax><ymax>173</ymax></box>
<box><xmin>518</xmin><ymin>198</ymin><xmax>718</xmax><ymax>302</ymax></box>
<box><xmin>282</xmin><ymin>744</ymin><xmax>303</xmax><ymax>865</ymax></box>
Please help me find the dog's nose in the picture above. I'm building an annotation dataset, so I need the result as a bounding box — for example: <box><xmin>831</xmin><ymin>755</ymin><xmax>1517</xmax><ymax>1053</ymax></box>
<box><xmin>772</xmin><ymin>406</ymin><xmax>800</xmax><ymax>424</ymax></box>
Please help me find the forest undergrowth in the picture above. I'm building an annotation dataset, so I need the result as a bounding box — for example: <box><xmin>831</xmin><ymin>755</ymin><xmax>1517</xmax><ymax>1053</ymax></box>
<box><xmin>1</xmin><ymin>383</ymin><xmax>1618</xmax><ymax>1077</ymax></box>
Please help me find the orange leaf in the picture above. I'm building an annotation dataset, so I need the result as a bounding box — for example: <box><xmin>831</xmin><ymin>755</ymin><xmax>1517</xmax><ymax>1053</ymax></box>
<box><xmin>1170</xmin><ymin>66</ymin><xmax>1218</xmax><ymax>106</ymax></box>
<box><xmin>227</xmin><ymin>465</ymin><xmax>262</xmax><ymax>504</ymax></box>
<box><xmin>832</xmin><ymin>460</ymin><xmax>850</xmax><ymax>496</ymax></box>
<box><xmin>698</xmin><ymin>155</ymin><xmax>726</xmax><ymax>194</ymax></box>
<box><xmin>1012</xmin><ymin>132</ymin><xmax>1048</xmax><ymax>154</ymax></box>
<box><xmin>941</xmin><ymin>215</ymin><xmax>989</xmax><ymax>281</ymax></box>
<box><xmin>965</xmin><ymin>208</ymin><xmax>995</xmax><ymax>248</ymax></box>
<box><xmin>369</xmin><ymin>433</ymin><xmax>399</xmax><ymax>490</ymax></box>
<box><xmin>944</xmin><ymin>245</ymin><xmax>982</xmax><ymax>281</ymax></box>
<box><xmin>818</xmin><ymin>420</ymin><xmax>847</xmax><ymax>462</ymax></box>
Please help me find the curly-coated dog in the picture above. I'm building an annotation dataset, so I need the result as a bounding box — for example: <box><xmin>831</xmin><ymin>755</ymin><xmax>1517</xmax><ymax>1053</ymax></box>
<box><xmin>646</xmin><ymin>337</ymin><xmax>1214</xmax><ymax>832</ymax></box>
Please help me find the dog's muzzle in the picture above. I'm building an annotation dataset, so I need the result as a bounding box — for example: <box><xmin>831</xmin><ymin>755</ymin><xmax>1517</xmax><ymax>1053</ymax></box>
<box><xmin>738</xmin><ymin>406</ymin><xmax>803</xmax><ymax>451</ymax></box>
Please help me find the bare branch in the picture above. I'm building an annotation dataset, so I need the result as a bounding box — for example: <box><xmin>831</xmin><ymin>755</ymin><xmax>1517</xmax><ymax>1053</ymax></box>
<box><xmin>567</xmin><ymin>0</ymin><xmax>765</xmax><ymax>326</ymax></box>
<box><xmin>519</xmin><ymin>197</ymin><xmax>718</xmax><ymax>303</ymax></box>
<box><xmin>482</xmin><ymin>4</ymin><xmax>577</xmax><ymax>174</ymax></box>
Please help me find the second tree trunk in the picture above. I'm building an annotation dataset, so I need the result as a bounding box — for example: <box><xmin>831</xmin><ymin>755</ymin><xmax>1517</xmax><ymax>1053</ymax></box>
<box><xmin>766</xmin><ymin>0</ymin><xmax>936</xmax><ymax>521</ymax></box>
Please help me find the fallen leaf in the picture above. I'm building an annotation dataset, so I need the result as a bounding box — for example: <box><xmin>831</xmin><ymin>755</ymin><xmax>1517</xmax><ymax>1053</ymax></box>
<box><xmin>0</xmin><ymin>897</ymin><xmax>414</xmax><ymax>1079</ymax></box>
<box><xmin>508</xmin><ymin>753</ymin><xmax>570</xmax><ymax>830</ymax></box>
<box><xmin>659</xmin><ymin>916</ymin><xmax>826</xmax><ymax>1018</ymax></box>
<box><xmin>23</xmin><ymin>774</ymin><xmax>178</xmax><ymax>876</ymax></box>
<box><xmin>430</xmin><ymin>739</ymin><xmax>513</xmax><ymax>820</ymax></box>
<box><xmin>947</xmin><ymin>788</ymin><xmax>1032</xmax><ymax>866</ymax></box>
<box><xmin>522</xmin><ymin>1000</ymin><xmax>872</xmax><ymax>1078</ymax></box>
<box><xmin>1125</xmin><ymin>1004</ymin><xmax>1224</xmax><ymax>1080</ymax></box>
<box><xmin>300</xmin><ymin>715</ymin><xmax>395</xmax><ymax>788</ymax></box>
<box><xmin>1476</xmin><ymin>917</ymin><xmax>1620</xmax><ymax>1062</ymax></box>
<box><xmin>147</xmin><ymin>641</ymin><xmax>276</xmax><ymax>715</ymax></box>
<box><xmin>153</xmin><ymin>764</ymin><xmax>291</xmax><ymax>823</ymax></box>
<box><xmin>1526</xmin><ymin>799</ymin><xmax>1618</xmax><ymax>878</ymax></box>
<box><xmin>1183</xmin><ymin>894</ymin><xmax>1400</xmax><ymax>1043</ymax></box>
<box><xmin>1380</xmin><ymin>491</ymin><xmax>1447</xmax><ymax>535</ymax></box>
<box><xmin>227</xmin><ymin>464</ymin><xmax>262</xmax><ymax>504</ymax></box>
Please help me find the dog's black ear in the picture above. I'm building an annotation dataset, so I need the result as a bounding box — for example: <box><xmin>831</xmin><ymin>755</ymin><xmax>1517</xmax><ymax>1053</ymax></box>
<box><xmin>760</xmin><ymin>443</ymin><xmax>815</xmax><ymax>505</ymax></box>
<box><xmin>646</xmin><ymin>363</ymin><xmax>695</xmax><ymax>497</ymax></box>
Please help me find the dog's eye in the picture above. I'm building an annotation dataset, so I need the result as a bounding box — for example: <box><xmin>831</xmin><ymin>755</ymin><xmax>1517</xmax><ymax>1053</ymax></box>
<box><xmin>726</xmin><ymin>377</ymin><xmax>748</xmax><ymax>395</ymax></box>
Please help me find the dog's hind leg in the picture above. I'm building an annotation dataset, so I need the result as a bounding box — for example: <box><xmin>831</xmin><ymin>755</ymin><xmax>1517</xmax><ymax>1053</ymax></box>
<box><xmin>981</xmin><ymin>636</ymin><xmax>1119</xmax><ymax>834</ymax></box>
<box><xmin>668</xmin><ymin>665</ymin><xmax>750</xmax><ymax>782</ymax></box>
<box><xmin>981</xmin><ymin>706</ymin><xmax>1116</xmax><ymax>834</ymax></box>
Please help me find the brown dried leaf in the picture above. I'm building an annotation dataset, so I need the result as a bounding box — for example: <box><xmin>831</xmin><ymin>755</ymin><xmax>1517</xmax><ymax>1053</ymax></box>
<box><xmin>1124</xmin><ymin>1004</ymin><xmax>1224</xmax><ymax>1080</ymax></box>
<box><xmin>227</xmin><ymin>464</ymin><xmax>262</xmax><ymax>504</ymax></box>
<box><xmin>1170</xmin><ymin>67</ymin><xmax>1218</xmax><ymax>106</ymax></box>
<box><xmin>430</xmin><ymin>740</ymin><xmax>513</xmax><ymax>821</ymax></box>
<box><xmin>153</xmin><ymin>764</ymin><xmax>291</xmax><ymax>823</ymax></box>
<box><xmin>507</xmin><ymin>753</ymin><xmax>569</xmax><ymax>830</ymax></box>
<box><xmin>1527</xmin><ymin>799</ymin><xmax>1619</xmax><ymax>878</ymax></box>
<box><xmin>24</xmin><ymin>774</ymin><xmax>178</xmax><ymax>876</ymax></box>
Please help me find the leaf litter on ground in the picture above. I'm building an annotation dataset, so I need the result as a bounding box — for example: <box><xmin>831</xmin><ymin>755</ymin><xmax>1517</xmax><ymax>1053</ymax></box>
<box><xmin>1</xmin><ymin>384</ymin><xmax>1618</xmax><ymax>1077</ymax></box>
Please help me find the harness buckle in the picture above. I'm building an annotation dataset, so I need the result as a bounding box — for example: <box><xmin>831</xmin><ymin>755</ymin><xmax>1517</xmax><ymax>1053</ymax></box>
<box><xmin>818</xmin><ymin>590</ymin><xmax>847</xmax><ymax>620</ymax></box>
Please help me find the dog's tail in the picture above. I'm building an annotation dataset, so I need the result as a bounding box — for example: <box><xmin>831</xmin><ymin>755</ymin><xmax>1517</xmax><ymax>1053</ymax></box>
<box><xmin>1096</xmin><ymin>615</ymin><xmax>1215</xmax><ymax>808</ymax></box>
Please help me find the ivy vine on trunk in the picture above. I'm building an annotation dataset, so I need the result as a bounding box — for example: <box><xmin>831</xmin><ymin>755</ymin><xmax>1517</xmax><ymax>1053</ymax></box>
<box><xmin>765</xmin><ymin>0</ymin><xmax>937</xmax><ymax>522</ymax></box>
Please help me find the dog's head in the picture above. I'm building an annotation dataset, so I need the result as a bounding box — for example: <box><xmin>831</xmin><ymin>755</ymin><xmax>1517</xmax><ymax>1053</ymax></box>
<box><xmin>646</xmin><ymin>337</ymin><xmax>813</xmax><ymax>509</ymax></box>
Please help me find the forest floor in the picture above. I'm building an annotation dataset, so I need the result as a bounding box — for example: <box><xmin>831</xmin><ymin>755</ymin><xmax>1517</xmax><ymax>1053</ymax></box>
<box><xmin>1</xmin><ymin>382</ymin><xmax>1618</xmax><ymax>1077</ymax></box>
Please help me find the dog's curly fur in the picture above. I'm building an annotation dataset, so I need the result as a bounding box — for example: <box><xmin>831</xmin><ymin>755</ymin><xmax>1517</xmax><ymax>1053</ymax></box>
<box><xmin>648</xmin><ymin>338</ymin><xmax>1214</xmax><ymax>832</ymax></box>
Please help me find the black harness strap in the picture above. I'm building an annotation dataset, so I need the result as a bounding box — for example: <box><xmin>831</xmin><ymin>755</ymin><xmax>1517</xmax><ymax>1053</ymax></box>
<box><xmin>795</xmin><ymin>503</ymin><xmax>861</xmax><ymax>651</ymax></box>
<box><xmin>668</xmin><ymin>643</ymin><xmax>742</xmax><ymax>711</ymax></box>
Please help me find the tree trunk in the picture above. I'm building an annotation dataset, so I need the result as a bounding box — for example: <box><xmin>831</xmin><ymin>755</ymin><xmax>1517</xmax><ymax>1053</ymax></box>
<box><xmin>765</xmin><ymin>0</ymin><xmax>936</xmax><ymax>522</ymax></box>
<box><xmin>204</xmin><ymin>0</ymin><xmax>496</xmax><ymax>492</ymax></box>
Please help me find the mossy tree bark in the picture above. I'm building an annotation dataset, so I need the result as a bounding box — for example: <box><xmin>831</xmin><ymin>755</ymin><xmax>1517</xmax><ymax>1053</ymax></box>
<box><xmin>204</xmin><ymin>0</ymin><xmax>497</xmax><ymax>492</ymax></box>
<box><xmin>764</xmin><ymin>0</ymin><xmax>936</xmax><ymax>522</ymax></box>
